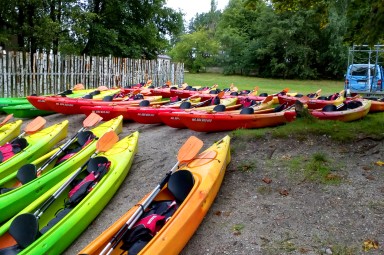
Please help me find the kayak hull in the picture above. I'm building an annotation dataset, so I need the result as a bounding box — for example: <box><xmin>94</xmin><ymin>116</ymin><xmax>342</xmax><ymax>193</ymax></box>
<box><xmin>309</xmin><ymin>100</ymin><xmax>371</xmax><ymax>121</ymax></box>
<box><xmin>79</xmin><ymin>135</ymin><xmax>231</xmax><ymax>255</ymax></box>
<box><xmin>0</xmin><ymin>120</ymin><xmax>22</xmax><ymax>146</ymax></box>
<box><xmin>2</xmin><ymin>104</ymin><xmax>55</xmax><ymax>118</ymax></box>
<box><xmin>0</xmin><ymin>116</ymin><xmax>123</xmax><ymax>223</ymax></box>
<box><xmin>0</xmin><ymin>131</ymin><xmax>138</xmax><ymax>254</ymax></box>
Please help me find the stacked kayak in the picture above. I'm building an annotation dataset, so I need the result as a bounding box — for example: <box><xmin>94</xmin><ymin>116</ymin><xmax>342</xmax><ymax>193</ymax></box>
<box><xmin>44</xmin><ymin>94</ymin><xmax>162</xmax><ymax>115</ymax></box>
<box><xmin>278</xmin><ymin>90</ymin><xmax>345</xmax><ymax>109</ymax></box>
<box><xmin>2</xmin><ymin>104</ymin><xmax>55</xmax><ymax>118</ymax></box>
<box><xmin>0</xmin><ymin>115</ymin><xmax>123</xmax><ymax>223</ymax></box>
<box><xmin>0</xmin><ymin>119</ymin><xmax>68</xmax><ymax>180</ymax></box>
<box><xmin>79</xmin><ymin>135</ymin><xmax>231</xmax><ymax>255</ymax></box>
<box><xmin>362</xmin><ymin>97</ymin><xmax>384</xmax><ymax>112</ymax></box>
<box><xmin>0</xmin><ymin>119</ymin><xmax>22</xmax><ymax>146</ymax></box>
<box><xmin>0</xmin><ymin>131</ymin><xmax>139</xmax><ymax>254</ymax></box>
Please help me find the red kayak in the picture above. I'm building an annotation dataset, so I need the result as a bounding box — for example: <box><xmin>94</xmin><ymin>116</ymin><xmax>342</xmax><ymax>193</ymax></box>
<box><xmin>278</xmin><ymin>91</ymin><xmax>345</xmax><ymax>109</ymax></box>
<box><xmin>45</xmin><ymin>95</ymin><xmax>162</xmax><ymax>114</ymax></box>
<box><xmin>175</xmin><ymin>108</ymin><xmax>296</xmax><ymax>132</ymax></box>
<box><xmin>80</xmin><ymin>105</ymin><xmax>134</xmax><ymax>121</ymax></box>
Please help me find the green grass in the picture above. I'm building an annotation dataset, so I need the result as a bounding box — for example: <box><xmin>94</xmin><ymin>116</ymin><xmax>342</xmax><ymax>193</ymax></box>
<box><xmin>184</xmin><ymin>73</ymin><xmax>344</xmax><ymax>95</ymax></box>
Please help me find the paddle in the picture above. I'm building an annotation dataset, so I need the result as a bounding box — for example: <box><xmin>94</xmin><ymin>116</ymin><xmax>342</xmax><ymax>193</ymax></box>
<box><xmin>0</xmin><ymin>114</ymin><xmax>13</xmax><ymax>127</ymax></box>
<box><xmin>10</xmin><ymin>116</ymin><xmax>46</xmax><ymax>143</ymax></box>
<box><xmin>16</xmin><ymin>113</ymin><xmax>103</xmax><ymax>184</ymax></box>
<box><xmin>99</xmin><ymin>136</ymin><xmax>204</xmax><ymax>255</ymax></box>
<box><xmin>8</xmin><ymin>131</ymin><xmax>119</xmax><ymax>249</ymax></box>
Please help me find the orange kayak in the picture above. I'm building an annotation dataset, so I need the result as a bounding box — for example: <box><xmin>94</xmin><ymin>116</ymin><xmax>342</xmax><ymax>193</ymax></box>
<box><xmin>79</xmin><ymin>135</ymin><xmax>231</xmax><ymax>255</ymax></box>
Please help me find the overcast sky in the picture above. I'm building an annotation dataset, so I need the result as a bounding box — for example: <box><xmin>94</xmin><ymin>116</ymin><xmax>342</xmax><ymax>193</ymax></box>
<box><xmin>166</xmin><ymin>0</ymin><xmax>230</xmax><ymax>24</ymax></box>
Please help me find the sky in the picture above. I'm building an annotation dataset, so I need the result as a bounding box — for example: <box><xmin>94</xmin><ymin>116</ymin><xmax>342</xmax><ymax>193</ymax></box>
<box><xmin>166</xmin><ymin>0</ymin><xmax>230</xmax><ymax>24</ymax></box>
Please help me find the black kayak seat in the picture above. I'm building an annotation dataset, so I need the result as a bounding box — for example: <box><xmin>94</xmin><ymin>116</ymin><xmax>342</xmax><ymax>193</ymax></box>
<box><xmin>240</xmin><ymin>107</ymin><xmax>254</xmax><ymax>114</ymax></box>
<box><xmin>17</xmin><ymin>164</ymin><xmax>37</xmax><ymax>184</ymax></box>
<box><xmin>230</xmin><ymin>92</ymin><xmax>239</xmax><ymax>96</ymax></box>
<box><xmin>170</xmin><ymin>86</ymin><xmax>178</xmax><ymax>90</ymax></box>
<box><xmin>87</xmin><ymin>156</ymin><xmax>109</xmax><ymax>173</ymax></box>
<box><xmin>259</xmin><ymin>93</ymin><xmax>268</xmax><ymax>97</ymax></box>
<box><xmin>274</xmin><ymin>103</ymin><xmax>286</xmax><ymax>112</ymax></box>
<box><xmin>168</xmin><ymin>170</ymin><xmax>194</xmax><ymax>203</ymax></box>
<box><xmin>77</xmin><ymin>131</ymin><xmax>95</xmax><ymax>146</ymax></box>
<box><xmin>9</xmin><ymin>213</ymin><xmax>40</xmax><ymax>248</ymax></box>
<box><xmin>317</xmin><ymin>96</ymin><xmax>328</xmax><ymax>100</ymax></box>
<box><xmin>90</xmin><ymin>90</ymin><xmax>101</xmax><ymax>96</ymax></box>
<box><xmin>347</xmin><ymin>100</ymin><xmax>363</xmax><ymax>109</ymax></box>
<box><xmin>209</xmin><ymin>90</ymin><xmax>219</xmax><ymax>94</ymax></box>
<box><xmin>102</xmin><ymin>95</ymin><xmax>114</xmax><ymax>101</ymax></box>
<box><xmin>322</xmin><ymin>104</ymin><xmax>337</xmax><ymax>112</ymax></box>
<box><xmin>211</xmin><ymin>97</ymin><xmax>220</xmax><ymax>105</ymax></box>
<box><xmin>133</xmin><ymin>94</ymin><xmax>144</xmax><ymax>100</ymax></box>
<box><xmin>148</xmin><ymin>85</ymin><xmax>155</xmax><ymax>89</ymax></box>
<box><xmin>190</xmin><ymin>87</ymin><xmax>197</xmax><ymax>91</ymax></box>
<box><xmin>295</xmin><ymin>94</ymin><xmax>303</xmax><ymax>98</ymax></box>
<box><xmin>179</xmin><ymin>101</ymin><xmax>192</xmax><ymax>109</ymax></box>
<box><xmin>184</xmin><ymin>86</ymin><xmax>192</xmax><ymax>90</ymax></box>
<box><xmin>213</xmin><ymin>104</ymin><xmax>226</xmax><ymax>112</ymax></box>
<box><xmin>139</xmin><ymin>100</ymin><xmax>150</xmax><ymax>107</ymax></box>
<box><xmin>82</xmin><ymin>94</ymin><xmax>93</xmax><ymax>99</ymax></box>
<box><xmin>0</xmin><ymin>245</ymin><xmax>23</xmax><ymax>255</ymax></box>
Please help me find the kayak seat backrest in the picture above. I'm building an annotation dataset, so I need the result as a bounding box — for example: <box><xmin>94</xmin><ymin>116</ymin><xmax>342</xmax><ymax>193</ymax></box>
<box><xmin>139</xmin><ymin>100</ymin><xmax>150</xmax><ymax>107</ymax></box>
<box><xmin>179</xmin><ymin>102</ymin><xmax>192</xmax><ymax>109</ymax></box>
<box><xmin>90</xmin><ymin>90</ymin><xmax>100</xmax><ymax>96</ymax></box>
<box><xmin>77</xmin><ymin>131</ymin><xmax>95</xmax><ymax>146</ymax></box>
<box><xmin>274</xmin><ymin>103</ymin><xmax>287</xmax><ymax>112</ymax></box>
<box><xmin>170</xmin><ymin>86</ymin><xmax>178</xmax><ymax>90</ymax></box>
<box><xmin>347</xmin><ymin>100</ymin><xmax>363</xmax><ymax>109</ymax></box>
<box><xmin>211</xmin><ymin>97</ymin><xmax>220</xmax><ymax>105</ymax></box>
<box><xmin>17</xmin><ymin>164</ymin><xmax>37</xmax><ymax>185</ymax></box>
<box><xmin>209</xmin><ymin>90</ymin><xmax>219</xmax><ymax>94</ymax></box>
<box><xmin>102</xmin><ymin>95</ymin><xmax>114</xmax><ymax>102</ymax></box>
<box><xmin>0</xmin><ymin>138</ymin><xmax>28</xmax><ymax>163</ymax></box>
<box><xmin>148</xmin><ymin>85</ymin><xmax>155</xmax><ymax>89</ymax></box>
<box><xmin>0</xmin><ymin>244</ymin><xmax>23</xmax><ymax>255</ymax></box>
<box><xmin>295</xmin><ymin>94</ymin><xmax>303</xmax><ymax>98</ymax></box>
<box><xmin>230</xmin><ymin>92</ymin><xmax>239</xmax><ymax>96</ymax></box>
<box><xmin>82</xmin><ymin>94</ymin><xmax>93</xmax><ymax>99</ymax></box>
<box><xmin>240</xmin><ymin>90</ymin><xmax>251</xmax><ymax>95</ymax></box>
<box><xmin>213</xmin><ymin>104</ymin><xmax>226</xmax><ymax>112</ymax></box>
<box><xmin>240</xmin><ymin>107</ymin><xmax>255</xmax><ymax>114</ymax></box>
<box><xmin>259</xmin><ymin>93</ymin><xmax>268</xmax><ymax>97</ymax></box>
<box><xmin>167</xmin><ymin>170</ymin><xmax>194</xmax><ymax>203</ymax></box>
<box><xmin>322</xmin><ymin>104</ymin><xmax>337</xmax><ymax>112</ymax></box>
<box><xmin>317</xmin><ymin>96</ymin><xmax>328</xmax><ymax>100</ymax></box>
<box><xmin>190</xmin><ymin>87</ymin><xmax>197</xmax><ymax>91</ymax></box>
<box><xmin>9</xmin><ymin>213</ymin><xmax>40</xmax><ymax>249</ymax></box>
<box><xmin>184</xmin><ymin>86</ymin><xmax>192</xmax><ymax>90</ymax></box>
<box><xmin>86</xmin><ymin>156</ymin><xmax>109</xmax><ymax>174</ymax></box>
<box><xmin>133</xmin><ymin>94</ymin><xmax>144</xmax><ymax>100</ymax></box>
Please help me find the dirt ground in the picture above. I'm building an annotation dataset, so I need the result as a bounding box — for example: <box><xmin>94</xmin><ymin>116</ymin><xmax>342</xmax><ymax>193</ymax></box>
<box><xmin>10</xmin><ymin>112</ymin><xmax>384</xmax><ymax>254</ymax></box>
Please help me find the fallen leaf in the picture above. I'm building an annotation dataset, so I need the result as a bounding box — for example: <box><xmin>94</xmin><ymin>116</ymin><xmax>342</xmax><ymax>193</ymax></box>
<box><xmin>325</xmin><ymin>173</ymin><xmax>341</xmax><ymax>181</ymax></box>
<box><xmin>363</xmin><ymin>239</ymin><xmax>379</xmax><ymax>251</ymax></box>
<box><xmin>262</xmin><ymin>177</ymin><xmax>272</xmax><ymax>184</ymax></box>
<box><xmin>365</xmin><ymin>175</ymin><xmax>375</xmax><ymax>180</ymax></box>
<box><xmin>375</xmin><ymin>161</ymin><xmax>384</xmax><ymax>166</ymax></box>
<box><xmin>214</xmin><ymin>210</ymin><xmax>222</xmax><ymax>216</ymax></box>
<box><xmin>279</xmin><ymin>189</ymin><xmax>289</xmax><ymax>196</ymax></box>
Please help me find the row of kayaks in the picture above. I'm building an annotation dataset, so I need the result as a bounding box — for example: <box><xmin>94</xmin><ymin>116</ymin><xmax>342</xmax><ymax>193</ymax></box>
<box><xmin>0</xmin><ymin>113</ymin><xmax>231</xmax><ymax>254</ymax></box>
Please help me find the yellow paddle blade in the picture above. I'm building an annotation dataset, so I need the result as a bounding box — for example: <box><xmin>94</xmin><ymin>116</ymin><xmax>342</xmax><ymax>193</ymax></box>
<box><xmin>25</xmin><ymin>116</ymin><xmax>46</xmax><ymax>134</ymax></box>
<box><xmin>0</xmin><ymin>114</ymin><xmax>13</xmax><ymax>127</ymax></box>
<box><xmin>83</xmin><ymin>113</ymin><xmax>103</xmax><ymax>128</ymax></box>
<box><xmin>96</xmin><ymin>131</ymin><xmax>119</xmax><ymax>153</ymax></box>
<box><xmin>177</xmin><ymin>136</ymin><xmax>203</xmax><ymax>163</ymax></box>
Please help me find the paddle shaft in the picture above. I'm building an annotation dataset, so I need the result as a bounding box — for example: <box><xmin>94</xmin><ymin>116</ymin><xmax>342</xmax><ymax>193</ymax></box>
<box><xmin>34</xmin><ymin>152</ymin><xmax>98</xmax><ymax>219</ymax></box>
<box><xmin>36</xmin><ymin>127</ymin><xmax>87</xmax><ymax>174</ymax></box>
<box><xmin>100</xmin><ymin>162</ymin><xmax>179</xmax><ymax>255</ymax></box>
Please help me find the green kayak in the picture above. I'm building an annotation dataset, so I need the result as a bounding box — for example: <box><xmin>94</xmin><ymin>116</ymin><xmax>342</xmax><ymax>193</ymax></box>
<box><xmin>0</xmin><ymin>115</ymin><xmax>123</xmax><ymax>223</ymax></box>
<box><xmin>0</xmin><ymin>120</ymin><xmax>68</xmax><ymax>180</ymax></box>
<box><xmin>0</xmin><ymin>131</ymin><xmax>138</xmax><ymax>254</ymax></box>
<box><xmin>2</xmin><ymin>104</ymin><xmax>55</xmax><ymax>118</ymax></box>
<box><xmin>0</xmin><ymin>98</ymin><xmax>29</xmax><ymax>112</ymax></box>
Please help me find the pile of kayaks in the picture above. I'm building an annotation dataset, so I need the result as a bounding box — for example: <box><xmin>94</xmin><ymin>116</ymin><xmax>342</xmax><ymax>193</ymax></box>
<box><xmin>1</xmin><ymin>84</ymin><xmax>383</xmax><ymax>133</ymax></box>
<box><xmin>0</xmin><ymin>112</ymin><xmax>232</xmax><ymax>254</ymax></box>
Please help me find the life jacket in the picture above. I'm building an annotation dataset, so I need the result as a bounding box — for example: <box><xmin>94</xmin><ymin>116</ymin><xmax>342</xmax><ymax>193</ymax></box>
<box><xmin>120</xmin><ymin>200</ymin><xmax>178</xmax><ymax>254</ymax></box>
<box><xmin>0</xmin><ymin>138</ymin><xmax>28</xmax><ymax>163</ymax></box>
<box><xmin>65</xmin><ymin>156</ymin><xmax>110</xmax><ymax>207</ymax></box>
<box><xmin>55</xmin><ymin>131</ymin><xmax>95</xmax><ymax>165</ymax></box>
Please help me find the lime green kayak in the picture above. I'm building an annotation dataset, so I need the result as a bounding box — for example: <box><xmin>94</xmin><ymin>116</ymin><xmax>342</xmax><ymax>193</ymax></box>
<box><xmin>0</xmin><ymin>120</ymin><xmax>68</xmax><ymax>180</ymax></box>
<box><xmin>0</xmin><ymin>98</ymin><xmax>29</xmax><ymax>112</ymax></box>
<box><xmin>0</xmin><ymin>131</ymin><xmax>139</xmax><ymax>254</ymax></box>
<box><xmin>0</xmin><ymin>120</ymin><xmax>22</xmax><ymax>146</ymax></box>
<box><xmin>0</xmin><ymin>115</ymin><xmax>123</xmax><ymax>223</ymax></box>
<box><xmin>2</xmin><ymin>104</ymin><xmax>55</xmax><ymax>118</ymax></box>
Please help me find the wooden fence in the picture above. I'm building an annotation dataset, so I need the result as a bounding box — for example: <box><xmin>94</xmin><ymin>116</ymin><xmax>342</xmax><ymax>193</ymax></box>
<box><xmin>0</xmin><ymin>51</ymin><xmax>184</xmax><ymax>97</ymax></box>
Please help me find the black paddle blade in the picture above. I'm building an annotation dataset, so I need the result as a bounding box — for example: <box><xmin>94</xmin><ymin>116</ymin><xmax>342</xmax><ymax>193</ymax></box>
<box><xmin>168</xmin><ymin>170</ymin><xmax>194</xmax><ymax>203</ymax></box>
<box><xmin>9</xmin><ymin>213</ymin><xmax>39</xmax><ymax>248</ymax></box>
<box><xmin>17</xmin><ymin>164</ymin><xmax>37</xmax><ymax>184</ymax></box>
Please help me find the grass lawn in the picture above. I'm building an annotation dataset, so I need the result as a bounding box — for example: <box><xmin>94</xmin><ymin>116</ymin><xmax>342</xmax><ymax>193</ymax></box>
<box><xmin>184</xmin><ymin>72</ymin><xmax>344</xmax><ymax>95</ymax></box>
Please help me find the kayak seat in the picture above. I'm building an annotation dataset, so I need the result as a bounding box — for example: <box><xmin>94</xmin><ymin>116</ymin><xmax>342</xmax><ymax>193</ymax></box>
<box><xmin>240</xmin><ymin>90</ymin><xmax>251</xmax><ymax>95</ymax></box>
<box><xmin>0</xmin><ymin>187</ymin><xmax>14</xmax><ymax>194</ymax></box>
<box><xmin>347</xmin><ymin>101</ymin><xmax>363</xmax><ymax>109</ymax></box>
<box><xmin>168</xmin><ymin>170</ymin><xmax>194</xmax><ymax>203</ymax></box>
<box><xmin>82</xmin><ymin>94</ymin><xmax>93</xmax><ymax>99</ymax></box>
<box><xmin>240</xmin><ymin>107</ymin><xmax>254</xmax><ymax>114</ymax></box>
<box><xmin>17</xmin><ymin>164</ymin><xmax>37</xmax><ymax>185</ymax></box>
<box><xmin>139</xmin><ymin>100</ymin><xmax>150</xmax><ymax>107</ymax></box>
<box><xmin>211</xmin><ymin>97</ymin><xmax>220</xmax><ymax>105</ymax></box>
<box><xmin>209</xmin><ymin>90</ymin><xmax>219</xmax><ymax>94</ymax></box>
<box><xmin>102</xmin><ymin>95</ymin><xmax>114</xmax><ymax>101</ymax></box>
<box><xmin>295</xmin><ymin>94</ymin><xmax>303</xmax><ymax>98</ymax></box>
<box><xmin>77</xmin><ymin>131</ymin><xmax>95</xmax><ymax>146</ymax></box>
<box><xmin>184</xmin><ymin>86</ymin><xmax>192</xmax><ymax>90</ymax></box>
<box><xmin>317</xmin><ymin>96</ymin><xmax>328</xmax><ymax>100</ymax></box>
<box><xmin>274</xmin><ymin>103</ymin><xmax>287</xmax><ymax>112</ymax></box>
<box><xmin>90</xmin><ymin>90</ymin><xmax>100</xmax><ymax>96</ymax></box>
<box><xmin>133</xmin><ymin>94</ymin><xmax>144</xmax><ymax>100</ymax></box>
<box><xmin>40</xmin><ymin>208</ymin><xmax>73</xmax><ymax>235</ymax></box>
<box><xmin>230</xmin><ymin>92</ymin><xmax>239</xmax><ymax>96</ymax></box>
<box><xmin>148</xmin><ymin>85</ymin><xmax>155</xmax><ymax>89</ymax></box>
<box><xmin>190</xmin><ymin>88</ymin><xmax>197</xmax><ymax>91</ymax></box>
<box><xmin>179</xmin><ymin>102</ymin><xmax>192</xmax><ymax>109</ymax></box>
<box><xmin>0</xmin><ymin>244</ymin><xmax>23</xmax><ymax>255</ymax></box>
<box><xmin>0</xmin><ymin>138</ymin><xmax>28</xmax><ymax>163</ymax></box>
<box><xmin>322</xmin><ymin>105</ymin><xmax>337</xmax><ymax>112</ymax></box>
<box><xmin>9</xmin><ymin>213</ymin><xmax>40</xmax><ymax>248</ymax></box>
<box><xmin>259</xmin><ymin>93</ymin><xmax>268</xmax><ymax>97</ymax></box>
<box><xmin>170</xmin><ymin>86</ymin><xmax>178</xmax><ymax>90</ymax></box>
<box><xmin>213</xmin><ymin>104</ymin><xmax>226</xmax><ymax>112</ymax></box>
